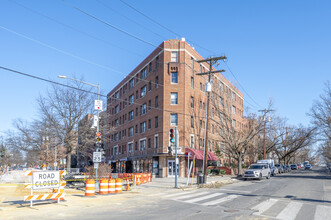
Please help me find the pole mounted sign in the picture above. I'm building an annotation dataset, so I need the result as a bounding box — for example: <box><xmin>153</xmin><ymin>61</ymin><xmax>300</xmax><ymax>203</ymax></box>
<box><xmin>93</xmin><ymin>152</ymin><xmax>102</xmax><ymax>163</ymax></box>
<box><xmin>32</xmin><ymin>171</ymin><xmax>60</xmax><ymax>190</ymax></box>
<box><xmin>94</xmin><ymin>100</ymin><xmax>103</xmax><ymax>111</ymax></box>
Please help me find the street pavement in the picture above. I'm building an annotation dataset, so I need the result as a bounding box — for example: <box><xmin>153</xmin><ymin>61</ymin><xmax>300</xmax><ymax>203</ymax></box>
<box><xmin>1</xmin><ymin>167</ymin><xmax>331</xmax><ymax>219</ymax></box>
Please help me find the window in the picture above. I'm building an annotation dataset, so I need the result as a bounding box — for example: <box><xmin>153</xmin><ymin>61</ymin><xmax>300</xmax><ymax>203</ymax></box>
<box><xmin>141</xmin><ymin>86</ymin><xmax>146</xmax><ymax>97</ymax></box>
<box><xmin>114</xmin><ymin>133</ymin><xmax>118</xmax><ymax>142</ymax></box>
<box><xmin>129</xmin><ymin>79</ymin><xmax>135</xmax><ymax>89</ymax></box>
<box><xmin>191</xmin><ymin>57</ymin><xmax>194</xmax><ymax>68</ymax></box>
<box><xmin>149</xmin><ymin>62</ymin><xmax>152</xmax><ymax>72</ymax></box>
<box><xmin>190</xmin><ymin>134</ymin><xmax>195</xmax><ymax>148</ymax></box>
<box><xmin>141</xmin><ymin>103</ymin><xmax>147</xmax><ymax>115</ymax></box>
<box><xmin>170</xmin><ymin>113</ymin><xmax>178</xmax><ymax>126</ymax></box>
<box><xmin>155</xmin><ymin>76</ymin><xmax>159</xmax><ymax>88</ymax></box>
<box><xmin>219</xmin><ymin>96</ymin><xmax>224</xmax><ymax>106</ymax></box>
<box><xmin>156</xmin><ymin>56</ymin><xmax>159</xmax><ymax>69</ymax></box>
<box><xmin>136</xmin><ymin>90</ymin><xmax>138</xmax><ymax>99</ymax></box>
<box><xmin>154</xmin><ymin>135</ymin><xmax>159</xmax><ymax>148</ymax></box>
<box><xmin>135</xmin><ymin>142</ymin><xmax>138</xmax><ymax>151</ymax></box>
<box><xmin>232</xmin><ymin>119</ymin><xmax>236</xmax><ymax>128</ymax></box>
<box><xmin>128</xmin><ymin>142</ymin><xmax>133</xmax><ymax>153</ymax></box>
<box><xmin>148</xmin><ymin>138</ymin><xmax>151</xmax><ymax>148</ymax></box>
<box><xmin>155</xmin><ymin>96</ymin><xmax>158</xmax><ymax>108</ymax></box>
<box><xmin>171</xmin><ymin>92</ymin><xmax>178</xmax><ymax>105</ymax></box>
<box><xmin>148</xmin><ymin>119</ymin><xmax>151</xmax><ymax>129</ymax></box>
<box><xmin>128</xmin><ymin>127</ymin><xmax>133</xmax><ymax>137</ymax></box>
<box><xmin>171</xmin><ymin>72</ymin><xmax>178</xmax><ymax>84</ymax></box>
<box><xmin>135</xmin><ymin>124</ymin><xmax>138</xmax><ymax>133</ymax></box>
<box><xmin>115</xmin><ymin>105</ymin><xmax>119</xmax><ymax>114</ymax></box>
<box><xmin>232</xmin><ymin>105</ymin><xmax>236</xmax><ymax>115</ymax></box>
<box><xmin>115</xmin><ymin>91</ymin><xmax>119</xmax><ymax>99</ymax></box>
<box><xmin>114</xmin><ymin>146</ymin><xmax>118</xmax><ymax>155</ymax></box>
<box><xmin>139</xmin><ymin>139</ymin><xmax>146</xmax><ymax>151</ymax></box>
<box><xmin>129</xmin><ymin>94</ymin><xmax>134</xmax><ymax>104</ymax></box>
<box><xmin>191</xmin><ymin>77</ymin><xmax>194</xmax><ymax>89</ymax></box>
<box><xmin>171</xmin><ymin>51</ymin><xmax>178</xmax><ymax>62</ymax></box>
<box><xmin>232</xmin><ymin>92</ymin><xmax>236</xmax><ymax>102</ymax></box>
<box><xmin>191</xmin><ymin>96</ymin><xmax>194</xmax><ymax>108</ymax></box>
<box><xmin>219</xmin><ymin>82</ymin><xmax>224</xmax><ymax>92</ymax></box>
<box><xmin>141</xmin><ymin>68</ymin><xmax>147</xmax><ymax>79</ymax></box>
<box><xmin>148</xmin><ymin>100</ymin><xmax>151</xmax><ymax>110</ymax></box>
<box><xmin>136</xmin><ymin>108</ymin><xmax>138</xmax><ymax>116</ymax></box>
<box><xmin>140</xmin><ymin>122</ymin><xmax>146</xmax><ymax>133</ymax></box>
<box><xmin>115</xmin><ymin>119</ymin><xmax>119</xmax><ymax>127</ymax></box>
<box><xmin>155</xmin><ymin>116</ymin><xmax>158</xmax><ymax>128</ymax></box>
<box><xmin>191</xmin><ymin>116</ymin><xmax>194</xmax><ymax>128</ymax></box>
<box><xmin>199</xmin><ymin>101</ymin><xmax>202</xmax><ymax>109</ymax></box>
<box><xmin>148</xmin><ymin>81</ymin><xmax>151</xmax><ymax>91</ymax></box>
<box><xmin>200</xmin><ymin>83</ymin><xmax>202</xmax><ymax>91</ymax></box>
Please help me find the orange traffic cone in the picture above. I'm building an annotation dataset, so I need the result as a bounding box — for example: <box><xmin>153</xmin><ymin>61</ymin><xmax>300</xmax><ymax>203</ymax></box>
<box><xmin>126</xmin><ymin>179</ymin><xmax>130</xmax><ymax>191</ymax></box>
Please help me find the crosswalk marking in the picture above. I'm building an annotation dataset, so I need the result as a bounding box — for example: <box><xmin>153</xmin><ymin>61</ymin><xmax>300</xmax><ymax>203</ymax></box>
<box><xmin>314</xmin><ymin>205</ymin><xmax>331</xmax><ymax>220</ymax></box>
<box><xmin>201</xmin><ymin>194</ymin><xmax>238</xmax><ymax>206</ymax></box>
<box><xmin>174</xmin><ymin>191</ymin><xmax>209</xmax><ymax>200</ymax></box>
<box><xmin>162</xmin><ymin>191</ymin><xmax>195</xmax><ymax>198</ymax></box>
<box><xmin>251</xmin><ymin>198</ymin><xmax>278</xmax><ymax>216</ymax></box>
<box><xmin>276</xmin><ymin>201</ymin><xmax>303</xmax><ymax>220</ymax></box>
<box><xmin>184</xmin><ymin>193</ymin><xmax>224</xmax><ymax>203</ymax></box>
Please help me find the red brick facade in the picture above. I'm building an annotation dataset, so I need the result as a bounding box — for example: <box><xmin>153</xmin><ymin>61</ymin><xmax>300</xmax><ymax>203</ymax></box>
<box><xmin>106</xmin><ymin>39</ymin><xmax>244</xmax><ymax>177</ymax></box>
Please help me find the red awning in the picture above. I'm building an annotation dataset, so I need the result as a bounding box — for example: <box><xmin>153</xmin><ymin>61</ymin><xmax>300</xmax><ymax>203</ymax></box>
<box><xmin>185</xmin><ymin>148</ymin><xmax>219</xmax><ymax>161</ymax></box>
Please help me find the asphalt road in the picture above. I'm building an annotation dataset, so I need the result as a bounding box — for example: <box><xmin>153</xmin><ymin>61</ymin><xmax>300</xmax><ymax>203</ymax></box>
<box><xmin>2</xmin><ymin>167</ymin><xmax>331</xmax><ymax>220</ymax></box>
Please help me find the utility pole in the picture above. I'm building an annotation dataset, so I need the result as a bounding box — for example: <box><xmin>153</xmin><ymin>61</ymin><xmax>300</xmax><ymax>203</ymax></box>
<box><xmin>258</xmin><ymin>109</ymin><xmax>274</xmax><ymax>159</ymax></box>
<box><xmin>196</xmin><ymin>56</ymin><xmax>227</xmax><ymax>184</ymax></box>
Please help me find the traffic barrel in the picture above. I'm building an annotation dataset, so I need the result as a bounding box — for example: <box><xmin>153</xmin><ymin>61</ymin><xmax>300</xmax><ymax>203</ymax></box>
<box><xmin>85</xmin><ymin>179</ymin><xmax>95</xmax><ymax>197</ymax></box>
<box><xmin>108</xmin><ymin>179</ymin><xmax>115</xmax><ymax>194</ymax></box>
<box><xmin>99</xmin><ymin>178</ymin><xmax>108</xmax><ymax>195</ymax></box>
<box><xmin>115</xmin><ymin>179</ymin><xmax>122</xmax><ymax>193</ymax></box>
<box><xmin>126</xmin><ymin>179</ymin><xmax>130</xmax><ymax>191</ymax></box>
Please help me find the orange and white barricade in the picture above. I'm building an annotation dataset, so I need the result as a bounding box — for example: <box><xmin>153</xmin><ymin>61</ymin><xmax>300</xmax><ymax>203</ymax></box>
<box><xmin>24</xmin><ymin>192</ymin><xmax>64</xmax><ymax>202</ymax></box>
<box><xmin>99</xmin><ymin>178</ymin><xmax>108</xmax><ymax>195</ymax></box>
<box><xmin>85</xmin><ymin>179</ymin><xmax>95</xmax><ymax>197</ymax></box>
<box><xmin>147</xmin><ymin>173</ymin><xmax>152</xmax><ymax>182</ymax></box>
<box><xmin>108</xmin><ymin>179</ymin><xmax>115</xmax><ymax>194</ymax></box>
<box><xmin>53</xmin><ymin>180</ymin><xmax>66</xmax><ymax>200</ymax></box>
<box><xmin>115</xmin><ymin>179</ymin><xmax>122</xmax><ymax>193</ymax></box>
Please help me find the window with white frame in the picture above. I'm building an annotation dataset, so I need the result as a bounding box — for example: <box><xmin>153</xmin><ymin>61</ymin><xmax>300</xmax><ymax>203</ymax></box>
<box><xmin>191</xmin><ymin>116</ymin><xmax>194</xmax><ymax>128</ymax></box>
<box><xmin>170</xmin><ymin>92</ymin><xmax>178</xmax><ymax>105</ymax></box>
<box><xmin>115</xmin><ymin>105</ymin><xmax>119</xmax><ymax>114</ymax></box>
<box><xmin>232</xmin><ymin>105</ymin><xmax>236</xmax><ymax>115</ymax></box>
<box><xmin>171</xmin><ymin>51</ymin><xmax>178</xmax><ymax>62</ymax></box>
<box><xmin>154</xmin><ymin>134</ymin><xmax>159</xmax><ymax>148</ymax></box>
<box><xmin>171</xmin><ymin>72</ymin><xmax>178</xmax><ymax>84</ymax></box>
<box><xmin>114</xmin><ymin>146</ymin><xmax>118</xmax><ymax>155</ymax></box>
<box><xmin>139</xmin><ymin>139</ymin><xmax>146</xmax><ymax>151</ymax></box>
<box><xmin>191</xmin><ymin>96</ymin><xmax>194</xmax><ymax>108</ymax></box>
<box><xmin>141</xmin><ymin>86</ymin><xmax>146</xmax><ymax>97</ymax></box>
<box><xmin>128</xmin><ymin>142</ymin><xmax>133</xmax><ymax>153</ymax></box>
<box><xmin>190</xmin><ymin>134</ymin><xmax>195</xmax><ymax>148</ymax></box>
<box><xmin>141</xmin><ymin>68</ymin><xmax>147</xmax><ymax>79</ymax></box>
<box><xmin>232</xmin><ymin>119</ymin><xmax>236</xmax><ymax>128</ymax></box>
<box><xmin>232</xmin><ymin>92</ymin><xmax>236</xmax><ymax>102</ymax></box>
<box><xmin>128</xmin><ymin>127</ymin><xmax>133</xmax><ymax>137</ymax></box>
<box><xmin>114</xmin><ymin>119</ymin><xmax>119</xmax><ymax>127</ymax></box>
<box><xmin>170</xmin><ymin>113</ymin><xmax>178</xmax><ymax>126</ymax></box>
<box><xmin>115</xmin><ymin>91</ymin><xmax>119</xmax><ymax>99</ymax></box>
<box><xmin>114</xmin><ymin>133</ymin><xmax>118</xmax><ymax>141</ymax></box>
<box><xmin>191</xmin><ymin>76</ymin><xmax>194</xmax><ymax>88</ymax></box>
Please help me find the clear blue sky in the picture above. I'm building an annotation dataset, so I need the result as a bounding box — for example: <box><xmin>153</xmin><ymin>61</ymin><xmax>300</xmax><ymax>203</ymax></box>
<box><xmin>0</xmin><ymin>0</ymin><xmax>330</xmax><ymax>133</ymax></box>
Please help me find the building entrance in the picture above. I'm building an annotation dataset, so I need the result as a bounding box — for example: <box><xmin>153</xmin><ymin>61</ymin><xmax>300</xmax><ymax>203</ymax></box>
<box><xmin>168</xmin><ymin>159</ymin><xmax>179</xmax><ymax>177</ymax></box>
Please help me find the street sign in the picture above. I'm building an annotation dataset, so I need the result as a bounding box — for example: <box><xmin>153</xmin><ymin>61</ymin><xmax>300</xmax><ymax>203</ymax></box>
<box><xmin>94</xmin><ymin>163</ymin><xmax>99</xmax><ymax>169</ymax></box>
<box><xmin>32</xmin><ymin>171</ymin><xmax>60</xmax><ymax>190</ymax></box>
<box><xmin>92</xmin><ymin>115</ymin><xmax>98</xmax><ymax>127</ymax></box>
<box><xmin>94</xmin><ymin>100</ymin><xmax>103</xmax><ymax>111</ymax></box>
<box><xmin>93</xmin><ymin>152</ymin><xmax>102</xmax><ymax>163</ymax></box>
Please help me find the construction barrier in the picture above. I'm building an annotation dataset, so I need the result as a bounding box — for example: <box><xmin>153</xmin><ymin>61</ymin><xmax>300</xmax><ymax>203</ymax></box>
<box><xmin>85</xmin><ymin>179</ymin><xmax>95</xmax><ymax>197</ymax></box>
<box><xmin>24</xmin><ymin>193</ymin><xmax>64</xmax><ymax>201</ymax></box>
<box><xmin>108</xmin><ymin>179</ymin><xmax>115</xmax><ymax>194</ymax></box>
<box><xmin>115</xmin><ymin>178</ymin><xmax>122</xmax><ymax>193</ymax></box>
<box><xmin>99</xmin><ymin>178</ymin><xmax>108</xmax><ymax>195</ymax></box>
<box><xmin>126</xmin><ymin>179</ymin><xmax>130</xmax><ymax>191</ymax></box>
<box><xmin>52</xmin><ymin>180</ymin><xmax>66</xmax><ymax>201</ymax></box>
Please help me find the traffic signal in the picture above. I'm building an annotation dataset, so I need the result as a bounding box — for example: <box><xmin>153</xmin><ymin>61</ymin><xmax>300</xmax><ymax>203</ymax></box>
<box><xmin>169</xmin><ymin>129</ymin><xmax>175</xmax><ymax>144</ymax></box>
<box><xmin>96</xmin><ymin>132</ymin><xmax>101</xmax><ymax>142</ymax></box>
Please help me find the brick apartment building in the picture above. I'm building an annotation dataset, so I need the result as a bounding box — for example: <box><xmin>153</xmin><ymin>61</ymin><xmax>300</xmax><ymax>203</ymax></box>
<box><xmin>106</xmin><ymin>39</ymin><xmax>244</xmax><ymax>177</ymax></box>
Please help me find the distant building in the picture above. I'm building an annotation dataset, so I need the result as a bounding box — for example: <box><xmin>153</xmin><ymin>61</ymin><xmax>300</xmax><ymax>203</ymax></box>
<box><xmin>106</xmin><ymin>39</ymin><xmax>244</xmax><ymax>177</ymax></box>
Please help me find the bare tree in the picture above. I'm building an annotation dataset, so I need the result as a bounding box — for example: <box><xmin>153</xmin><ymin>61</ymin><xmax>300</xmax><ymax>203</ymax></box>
<box><xmin>37</xmin><ymin>81</ymin><xmax>94</xmax><ymax>171</ymax></box>
<box><xmin>309</xmin><ymin>81</ymin><xmax>331</xmax><ymax>162</ymax></box>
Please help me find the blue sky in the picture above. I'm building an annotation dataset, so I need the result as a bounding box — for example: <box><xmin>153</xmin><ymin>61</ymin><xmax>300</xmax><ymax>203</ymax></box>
<box><xmin>0</xmin><ymin>0</ymin><xmax>330</xmax><ymax>133</ymax></box>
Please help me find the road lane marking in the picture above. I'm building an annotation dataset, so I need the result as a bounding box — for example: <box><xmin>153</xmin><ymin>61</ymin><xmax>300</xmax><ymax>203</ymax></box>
<box><xmin>201</xmin><ymin>194</ymin><xmax>238</xmax><ymax>206</ymax></box>
<box><xmin>174</xmin><ymin>191</ymin><xmax>209</xmax><ymax>200</ymax></box>
<box><xmin>184</xmin><ymin>193</ymin><xmax>224</xmax><ymax>203</ymax></box>
<box><xmin>217</xmin><ymin>189</ymin><xmax>252</xmax><ymax>193</ymax></box>
<box><xmin>314</xmin><ymin>205</ymin><xmax>331</xmax><ymax>220</ymax></box>
<box><xmin>251</xmin><ymin>198</ymin><xmax>278</xmax><ymax>216</ymax></box>
<box><xmin>276</xmin><ymin>201</ymin><xmax>303</xmax><ymax>220</ymax></box>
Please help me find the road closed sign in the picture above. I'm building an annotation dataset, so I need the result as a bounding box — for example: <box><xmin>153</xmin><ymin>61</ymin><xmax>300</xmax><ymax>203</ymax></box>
<box><xmin>32</xmin><ymin>171</ymin><xmax>60</xmax><ymax>190</ymax></box>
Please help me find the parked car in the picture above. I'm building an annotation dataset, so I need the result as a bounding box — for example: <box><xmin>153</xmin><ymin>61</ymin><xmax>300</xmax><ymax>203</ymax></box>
<box><xmin>275</xmin><ymin>164</ymin><xmax>284</xmax><ymax>173</ymax></box>
<box><xmin>271</xmin><ymin>166</ymin><xmax>278</xmax><ymax>176</ymax></box>
<box><xmin>297</xmin><ymin>164</ymin><xmax>301</xmax><ymax>169</ymax></box>
<box><xmin>305</xmin><ymin>164</ymin><xmax>312</xmax><ymax>170</ymax></box>
<box><xmin>282</xmin><ymin>165</ymin><xmax>289</xmax><ymax>173</ymax></box>
<box><xmin>291</xmin><ymin>164</ymin><xmax>298</xmax><ymax>170</ymax></box>
<box><xmin>243</xmin><ymin>164</ymin><xmax>271</xmax><ymax>180</ymax></box>
<box><xmin>286</xmin><ymin>165</ymin><xmax>291</xmax><ymax>172</ymax></box>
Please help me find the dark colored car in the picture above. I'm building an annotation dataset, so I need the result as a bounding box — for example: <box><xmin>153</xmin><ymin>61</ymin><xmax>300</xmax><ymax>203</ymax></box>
<box><xmin>305</xmin><ymin>164</ymin><xmax>312</xmax><ymax>170</ymax></box>
<box><xmin>291</xmin><ymin>164</ymin><xmax>298</xmax><ymax>170</ymax></box>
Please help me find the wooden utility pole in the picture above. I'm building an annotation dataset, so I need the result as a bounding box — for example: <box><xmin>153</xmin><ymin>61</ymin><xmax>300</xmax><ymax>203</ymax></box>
<box><xmin>258</xmin><ymin>109</ymin><xmax>274</xmax><ymax>159</ymax></box>
<box><xmin>196</xmin><ymin>56</ymin><xmax>226</xmax><ymax>184</ymax></box>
